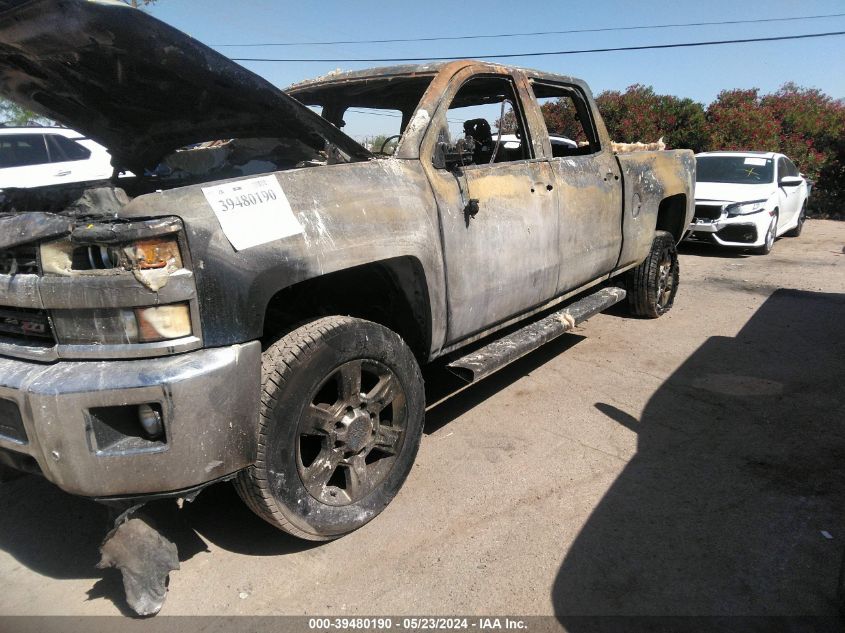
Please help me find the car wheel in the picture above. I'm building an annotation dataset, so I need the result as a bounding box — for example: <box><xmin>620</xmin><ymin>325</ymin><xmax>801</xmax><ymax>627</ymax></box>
<box><xmin>235</xmin><ymin>316</ymin><xmax>425</xmax><ymax>541</ymax></box>
<box><xmin>756</xmin><ymin>213</ymin><xmax>778</xmax><ymax>255</ymax></box>
<box><xmin>626</xmin><ymin>230</ymin><xmax>679</xmax><ymax>318</ymax></box>
<box><xmin>785</xmin><ymin>203</ymin><xmax>806</xmax><ymax>237</ymax></box>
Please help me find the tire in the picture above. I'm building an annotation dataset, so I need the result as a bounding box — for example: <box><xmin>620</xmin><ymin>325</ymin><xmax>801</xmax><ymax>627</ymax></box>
<box><xmin>785</xmin><ymin>203</ymin><xmax>806</xmax><ymax>237</ymax></box>
<box><xmin>755</xmin><ymin>212</ymin><xmax>778</xmax><ymax>255</ymax></box>
<box><xmin>626</xmin><ymin>230</ymin><xmax>679</xmax><ymax>318</ymax></box>
<box><xmin>234</xmin><ymin>316</ymin><xmax>425</xmax><ymax>541</ymax></box>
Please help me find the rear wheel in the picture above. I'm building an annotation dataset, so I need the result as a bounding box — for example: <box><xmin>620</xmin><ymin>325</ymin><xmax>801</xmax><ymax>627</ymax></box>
<box><xmin>235</xmin><ymin>316</ymin><xmax>425</xmax><ymax>541</ymax></box>
<box><xmin>625</xmin><ymin>230</ymin><xmax>679</xmax><ymax>318</ymax></box>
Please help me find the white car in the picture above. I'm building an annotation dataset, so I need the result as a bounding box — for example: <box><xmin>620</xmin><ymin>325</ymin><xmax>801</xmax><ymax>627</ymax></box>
<box><xmin>497</xmin><ymin>133</ymin><xmax>577</xmax><ymax>155</ymax></box>
<box><xmin>687</xmin><ymin>151</ymin><xmax>809</xmax><ymax>254</ymax></box>
<box><xmin>0</xmin><ymin>126</ymin><xmax>115</xmax><ymax>191</ymax></box>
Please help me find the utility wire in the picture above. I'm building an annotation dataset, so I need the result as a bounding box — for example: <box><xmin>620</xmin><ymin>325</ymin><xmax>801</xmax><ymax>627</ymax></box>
<box><xmin>214</xmin><ymin>12</ymin><xmax>845</xmax><ymax>47</ymax></box>
<box><xmin>232</xmin><ymin>31</ymin><xmax>845</xmax><ymax>63</ymax></box>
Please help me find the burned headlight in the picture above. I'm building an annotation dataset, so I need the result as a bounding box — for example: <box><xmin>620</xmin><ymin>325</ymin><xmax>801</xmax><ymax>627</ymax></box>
<box><xmin>51</xmin><ymin>303</ymin><xmax>193</xmax><ymax>346</ymax></box>
<box><xmin>40</xmin><ymin>235</ymin><xmax>183</xmax><ymax>275</ymax></box>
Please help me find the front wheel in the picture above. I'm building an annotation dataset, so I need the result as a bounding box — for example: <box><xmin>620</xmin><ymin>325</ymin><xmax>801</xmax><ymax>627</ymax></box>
<box><xmin>756</xmin><ymin>213</ymin><xmax>778</xmax><ymax>255</ymax></box>
<box><xmin>235</xmin><ymin>316</ymin><xmax>425</xmax><ymax>541</ymax></box>
<box><xmin>625</xmin><ymin>230</ymin><xmax>679</xmax><ymax>318</ymax></box>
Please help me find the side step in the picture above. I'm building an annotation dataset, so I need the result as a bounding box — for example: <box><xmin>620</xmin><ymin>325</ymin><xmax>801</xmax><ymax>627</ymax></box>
<box><xmin>447</xmin><ymin>286</ymin><xmax>627</xmax><ymax>383</ymax></box>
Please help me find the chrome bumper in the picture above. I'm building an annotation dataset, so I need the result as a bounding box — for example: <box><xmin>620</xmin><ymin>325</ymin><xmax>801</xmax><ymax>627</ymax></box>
<box><xmin>0</xmin><ymin>342</ymin><xmax>261</xmax><ymax>498</ymax></box>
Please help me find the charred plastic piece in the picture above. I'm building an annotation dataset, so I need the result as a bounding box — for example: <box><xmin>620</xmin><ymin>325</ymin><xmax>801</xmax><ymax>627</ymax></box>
<box><xmin>0</xmin><ymin>212</ymin><xmax>72</xmax><ymax>250</ymax></box>
<box><xmin>98</xmin><ymin>516</ymin><xmax>180</xmax><ymax>617</ymax></box>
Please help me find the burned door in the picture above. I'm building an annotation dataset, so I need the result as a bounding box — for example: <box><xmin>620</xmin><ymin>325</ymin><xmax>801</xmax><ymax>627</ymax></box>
<box><xmin>528</xmin><ymin>80</ymin><xmax>624</xmax><ymax>294</ymax></box>
<box><xmin>422</xmin><ymin>71</ymin><xmax>560</xmax><ymax>345</ymax></box>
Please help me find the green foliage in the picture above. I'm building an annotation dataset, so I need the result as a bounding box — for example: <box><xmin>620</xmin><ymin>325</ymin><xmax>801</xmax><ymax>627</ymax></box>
<box><xmin>596</xmin><ymin>85</ymin><xmax>709</xmax><ymax>152</ymax></box>
<box><xmin>702</xmin><ymin>84</ymin><xmax>845</xmax><ymax>215</ymax></box>
<box><xmin>0</xmin><ymin>97</ymin><xmax>52</xmax><ymax>127</ymax></box>
<box><xmin>539</xmin><ymin>100</ymin><xmax>588</xmax><ymax>143</ymax></box>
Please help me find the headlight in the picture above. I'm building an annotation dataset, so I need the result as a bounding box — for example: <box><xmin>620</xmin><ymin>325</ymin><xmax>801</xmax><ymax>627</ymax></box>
<box><xmin>41</xmin><ymin>236</ymin><xmax>183</xmax><ymax>275</ymax></box>
<box><xmin>725</xmin><ymin>199</ymin><xmax>768</xmax><ymax>217</ymax></box>
<box><xmin>51</xmin><ymin>302</ymin><xmax>193</xmax><ymax>345</ymax></box>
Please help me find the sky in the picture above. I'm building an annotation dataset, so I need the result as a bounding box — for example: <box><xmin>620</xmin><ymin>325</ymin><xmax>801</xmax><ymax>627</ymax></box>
<box><xmin>144</xmin><ymin>0</ymin><xmax>845</xmax><ymax>140</ymax></box>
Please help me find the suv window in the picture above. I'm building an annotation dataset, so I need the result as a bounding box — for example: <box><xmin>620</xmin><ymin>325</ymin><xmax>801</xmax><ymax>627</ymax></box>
<box><xmin>784</xmin><ymin>157</ymin><xmax>799</xmax><ymax>177</ymax></box>
<box><xmin>46</xmin><ymin>134</ymin><xmax>92</xmax><ymax>162</ymax></box>
<box><xmin>0</xmin><ymin>134</ymin><xmax>49</xmax><ymax>168</ymax></box>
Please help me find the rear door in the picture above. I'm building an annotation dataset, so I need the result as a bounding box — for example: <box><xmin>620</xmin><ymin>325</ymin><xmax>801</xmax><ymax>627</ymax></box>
<box><xmin>0</xmin><ymin>133</ymin><xmax>56</xmax><ymax>188</ymax></box>
<box><xmin>44</xmin><ymin>133</ymin><xmax>112</xmax><ymax>184</ymax></box>
<box><xmin>527</xmin><ymin>80</ymin><xmax>624</xmax><ymax>294</ymax></box>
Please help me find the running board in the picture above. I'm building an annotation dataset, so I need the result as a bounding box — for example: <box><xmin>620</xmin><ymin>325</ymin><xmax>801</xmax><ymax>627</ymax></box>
<box><xmin>447</xmin><ymin>287</ymin><xmax>626</xmax><ymax>383</ymax></box>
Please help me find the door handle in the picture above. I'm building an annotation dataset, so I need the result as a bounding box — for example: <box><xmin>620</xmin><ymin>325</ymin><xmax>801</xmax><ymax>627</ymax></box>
<box><xmin>54</xmin><ymin>170</ymin><xmax>71</xmax><ymax>177</ymax></box>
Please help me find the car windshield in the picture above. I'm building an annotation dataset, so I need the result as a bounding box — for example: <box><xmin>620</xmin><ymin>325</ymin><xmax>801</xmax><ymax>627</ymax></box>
<box><xmin>696</xmin><ymin>156</ymin><xmax>774</xmax><ymax>184</ymax></box>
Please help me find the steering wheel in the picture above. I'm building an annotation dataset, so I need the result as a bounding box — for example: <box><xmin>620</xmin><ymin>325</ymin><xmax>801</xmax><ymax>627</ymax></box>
<box><xmin>376</xmin><ymin>135</ymin><xmax>402</xmax><ymax>156</ymax></box>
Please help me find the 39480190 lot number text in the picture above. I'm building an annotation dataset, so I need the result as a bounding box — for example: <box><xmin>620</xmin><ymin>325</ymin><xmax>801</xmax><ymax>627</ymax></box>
<box><xmin>214</xmin><ymin>188</ymin><xmax>277</xmax><ymax>213</ymax></box>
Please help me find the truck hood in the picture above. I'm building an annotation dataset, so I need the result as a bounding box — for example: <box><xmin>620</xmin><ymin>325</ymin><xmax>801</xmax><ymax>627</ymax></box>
<box><xmin>694</xmin><ymin>182</ymin><xmax>774</xmax><ymax>204</ymax></box>
<box><xmin>0</xmin><ymin>0</ymin><xmax>370</xmax><ymax>171</ymax></box>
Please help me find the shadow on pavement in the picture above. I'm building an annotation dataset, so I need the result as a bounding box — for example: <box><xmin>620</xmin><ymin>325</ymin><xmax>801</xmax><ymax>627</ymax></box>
<box><xmin>552</xmin><ymin>289</ymin><xmax>845</xmax><ymax>629</ymax></box>
<box><xmin>423</xmin><ymin>334</ymin><xmax>585</xmax><ymax>435</ymax></box>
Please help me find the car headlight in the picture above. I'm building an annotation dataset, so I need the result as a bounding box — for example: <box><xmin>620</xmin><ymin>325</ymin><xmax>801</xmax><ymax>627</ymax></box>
<box><xmin>41</xmin><ymin>235</ymin><xmax>183</xmax><ymax>275</ymax></box>
<box><xmin>51</xmin><ymin>302</ymin><xmax>193</xmax><ymax>345</ymax></box>
<box><xmin>725</xmin><ymin>199</ymin><xmax>768</xmax><ymax>217</ymax></box>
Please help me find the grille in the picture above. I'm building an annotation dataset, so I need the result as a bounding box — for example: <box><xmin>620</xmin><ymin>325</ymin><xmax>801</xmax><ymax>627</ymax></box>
<box><xmin>0</xmin><ymin>244</ymin><xmax>40</xmax><ymax>275</ymax></box>
<box><xmin>0</xmin><ymin>307</ymin><xmax>55</xmax><ymax>344</ymax></box>
<box><xmin>717</xmin><ymin>224</ymin><xmax>758</xmax><ymax>244</ymax></box>
<box><xmin>694</xmin><ymin>204</ymin><xmax>723</xmax><ymax>221</ymax></box>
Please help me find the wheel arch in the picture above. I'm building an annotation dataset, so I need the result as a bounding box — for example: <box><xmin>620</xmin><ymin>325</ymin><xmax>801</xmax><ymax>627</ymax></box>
<box><xmin>261</xmin><ymin>257</ymin><xmax>433</xmax><ymax>361</ymax></box>
<box><xmin>655</xmin><ymin>193</ymin><xmax>689</xmax><ymax>243</ymax></box>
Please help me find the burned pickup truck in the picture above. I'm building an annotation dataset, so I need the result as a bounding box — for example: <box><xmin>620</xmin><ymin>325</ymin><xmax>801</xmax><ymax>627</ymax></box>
<box><xmin>0</xmin><ymin>0</ymin><xmax>694</xmax><ymax>615</ymax></box>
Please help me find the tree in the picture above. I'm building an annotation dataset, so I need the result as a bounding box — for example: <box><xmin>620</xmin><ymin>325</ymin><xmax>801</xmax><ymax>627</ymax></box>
<box><xmin>760</xmin><ymin>83</ymin><xmax>845</xmax><ymax>215</ymax></box>
<box><xmin>596</xmin><ymin>84</ymin><xmax>708</xmax><ymax>152</ymax></box>
<box><xmin>702</xmin><ymin>84</ymin><xmax>845</xmax><ymax>215</ymax></box>
<box><xmin>704</xmin><ymin>88</ymin><xmax>781</xmax><ymax>152</ymax></box>
<box><xmin>0</xmin><ymin>97</ymin><xmax>52</xmax><ymax>127</ymax></box>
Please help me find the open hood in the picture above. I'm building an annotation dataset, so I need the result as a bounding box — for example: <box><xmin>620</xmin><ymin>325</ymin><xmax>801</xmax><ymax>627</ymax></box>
<box><xmin>0</xmin><ymin>0</ymin><xmax>370</xmax><ymax>171</ymax></box>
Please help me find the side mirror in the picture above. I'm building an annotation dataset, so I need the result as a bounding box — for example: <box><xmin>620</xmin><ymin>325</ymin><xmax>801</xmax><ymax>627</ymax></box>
<box><xmin>778</xmin><ymin>176</ymin><xmax>803</xmax><ymax>187</ymax></box>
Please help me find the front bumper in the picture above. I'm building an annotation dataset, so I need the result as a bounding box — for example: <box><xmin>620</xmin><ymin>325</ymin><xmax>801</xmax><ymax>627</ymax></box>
<box><xmin>686</xmin><ymin>210</ymin><xmax>772</xmax><ymax>247</ymax></box>
<box><xmin>0</xmin><ymin>342</ymin><xmax>261</xmax><ymax>498</ymax></box>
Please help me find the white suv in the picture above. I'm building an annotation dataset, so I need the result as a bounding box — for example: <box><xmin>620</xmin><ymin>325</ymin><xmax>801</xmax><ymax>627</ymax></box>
<box><xmin>0</xmin><ymin>126</ymin><xmax>115</xmax><ymax>191</ymax></box>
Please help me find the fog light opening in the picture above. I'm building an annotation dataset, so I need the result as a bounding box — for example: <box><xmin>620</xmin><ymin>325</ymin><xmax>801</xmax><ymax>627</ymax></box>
<box><xmin>138</xmin><ymin>404</ymin><xmax>164</xmax><ymax>440</ymax></box>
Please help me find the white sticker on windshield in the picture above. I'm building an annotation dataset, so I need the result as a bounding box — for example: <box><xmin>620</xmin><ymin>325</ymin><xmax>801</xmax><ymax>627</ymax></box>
<box><xmin>202</xmin><ymin>176</ymin><xmax>303</xmax><ymax>251</ymax></box>
<box><xmin>744</xmin><ymin>157</ymin><xmax>767</xmax><ymax>166</ymax></box>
